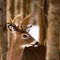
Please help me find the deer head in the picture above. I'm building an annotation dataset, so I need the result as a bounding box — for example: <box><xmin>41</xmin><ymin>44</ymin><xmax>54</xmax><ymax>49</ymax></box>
<box><xmin>7</xmin><ymin>13</ymin><xmax>39</xmax><ymax>60</ymax></box>
<box><xmin>7</xmin><ymin>13</ymin><xmax>37</xmax><ymax>48</ymax></box>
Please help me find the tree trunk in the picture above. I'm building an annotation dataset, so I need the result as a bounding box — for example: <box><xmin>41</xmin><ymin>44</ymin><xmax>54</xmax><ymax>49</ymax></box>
<box><xmin>14</xmin><ymin>0</ymin><xmax>19</xmax><ymax>16</ymax></box>
<box><xmin>46</xmin><ymin>0</ymin><xmax>60</xmax><ymax>60</ymax></box>
<box><xmin>20</xmin><ymin>0</ymin><xmax>23</xmax><ymax>14</ymax></box>
<box><xmin>6</xmin><ymin>0</ymin><xmax>12</xmax><ymax>49</ymax></box>
<box><xmin>0</xmin><ymin>0</ymin><xmax>7</xmax><ymax>60</ymax></box>
<box><xmin>23</xmin><ymin>0</ymin><xmax>31</xmax><ymax>24</ymax></box>
<box><xmin>38</xmin><ymin>0</ymin><xmax>46</xmax><ymax>45</ymax></box>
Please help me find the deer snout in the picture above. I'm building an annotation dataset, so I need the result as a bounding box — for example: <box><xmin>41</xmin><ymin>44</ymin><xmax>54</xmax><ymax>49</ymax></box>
<box><xmin>20</xmin><ymin>40</ymin><xmax>38</xmax><ymax>48</ymax></box>
<box><xmin>30</xmin><ymin>40</ymin><xmax>39</xmax><ymax>47</ymax></box>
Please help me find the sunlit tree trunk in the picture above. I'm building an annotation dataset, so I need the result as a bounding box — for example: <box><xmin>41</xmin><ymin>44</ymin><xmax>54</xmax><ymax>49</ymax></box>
<box><xmin>7</xmin><ymin>0</ymin><xmax>12</xmax><ymax>49</ymax></box>
<box><xmin>20</xmin><ymin>0</ymin><xmax>23</xmax><ymax>14</ymax></box>
<box><xmin>29</xmin><ymin>0</ymin><xmax>34</xmax><ymax>25</ymax></box>
<box><xmin>14</xmin><ymin>0</ymin><xmax>19</xmax><ymax>16</ymax></box>
<box><xmin>23</xmin><ymin>0</ymin><xmax>31</xmax><ymax>24</ymax></box>
<box><xmin>23</xmin><ymin>0</ymin><xmax>26</xmax><ymax>18</ymax></box>
<box><xmin>46</xmin><ymin>0</ymin><xmax>60</xmax><ymax>60</ymax></box>
<box><xmin>38</xmin><ymin>0</ymin><xmax>46</xmax><ymax>45</ymax></box>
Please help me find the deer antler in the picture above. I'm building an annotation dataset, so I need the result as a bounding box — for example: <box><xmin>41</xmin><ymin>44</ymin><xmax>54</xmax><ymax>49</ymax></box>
<box><xmin>13</xmin><ymin>13</ymin><xmax>23</xmax><ymax>23</ymax></box>
<box><xmin>8</xmin><ymin>13</ymin><xmax>32</xmax><ymax>31</ymax></box>
<box><xmin>9</xmin><ymin>16</ymin><xmax>13</xmax><ymax>23</ymax></box>
<box><xmin>21</xmin><ymin>13</ymin><xmax>33</xmax><ymax>30</ymax></box>
<box><xmin>24</xmin><ymin>13</ymin><xmax>32</xmax><ymax>21</ymax></box>
<box><xmin>9</xmin><ymin>13</ymin><xmax>23</xmax><ymax>29</ymax></box>
<box><xmin>9</xmin><ymin>13</ymin><xmax>23</xmax><ymax>24</ymax></box>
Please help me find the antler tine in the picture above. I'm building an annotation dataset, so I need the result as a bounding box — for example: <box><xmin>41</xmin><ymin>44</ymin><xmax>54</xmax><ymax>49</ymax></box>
<box><xmin>23</xmin><ymin>13</ymin><xmax>32</xmax><ymax>21</ymax></box>
<box><xmin>9</xmin><ymin>16</ymin><xmax>13</xmax><ymax>23</ymax></box>
<box><xmin>20</xmin><ymin>13</ymin><xmax>33</xmax><ymax>30</ymax></box>
<box><xmin>13</xmin><ymin>13</ymin><xmax>23</xmax><ymax>23</ymax></box>
<box><xmin>21</xmin><ymin>13</ymin><xmax>32</xmax><ymax>25</ymax></box>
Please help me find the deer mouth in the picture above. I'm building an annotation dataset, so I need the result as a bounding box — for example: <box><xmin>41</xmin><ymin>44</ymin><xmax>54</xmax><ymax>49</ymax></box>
<box><xmin>30</xmin><ymin>40</ymin><xmax>39</xmax><ymax>47</ymax></box>
<box><xmin>20</xmin><ymin>40</ymin><xmax>39</xmax><ymax>48</ymax></box>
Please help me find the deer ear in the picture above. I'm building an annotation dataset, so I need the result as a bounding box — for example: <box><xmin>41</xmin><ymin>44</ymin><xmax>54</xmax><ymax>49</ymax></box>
<box><xmin>7</xmin><ymin>23</ymin><xmax>15</xmax><ymax>31</ymax></box>
<box><xmin>22</xmin><ymin>13</ymin><xmax>32</xmax><ymax>29</ymax></box>
<box><xmin>26</xmin><ymin>25</ymin><xmax>32</xmax><ymax>32</ymax></box>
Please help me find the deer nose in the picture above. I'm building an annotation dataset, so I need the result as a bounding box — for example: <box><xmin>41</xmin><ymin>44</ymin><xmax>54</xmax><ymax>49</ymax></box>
<box><xmin>22</xmin><ymin>34</ymin><xmax>30</xmax><ymax>40</ymax></box>
<box><xmin>30</xmin><ymin>40</ymin><xmax>39</xmax><ymax>47</ymax></box>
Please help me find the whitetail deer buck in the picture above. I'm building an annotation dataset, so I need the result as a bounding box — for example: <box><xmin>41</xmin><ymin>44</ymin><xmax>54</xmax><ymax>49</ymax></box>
<box><xmin>6</xmin><ymin>14</ymin><xmax>46</xmax><ymax>60</ymax></box>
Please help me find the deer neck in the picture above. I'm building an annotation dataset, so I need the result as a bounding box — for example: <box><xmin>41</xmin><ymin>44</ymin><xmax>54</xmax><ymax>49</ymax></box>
<box><xmin>9</xmin><ymin>45</ymin><xmax>25</xmax><ymax>60</ymax></box>
<box><xmin>14</xmin><ymin>47</ymin><xmax>24</xmax><ymax>60</ymax></box>
<box><xmin>16</xmin><ymin>48</ymin><xmax>24</xmax><ymax>60</ymax></box>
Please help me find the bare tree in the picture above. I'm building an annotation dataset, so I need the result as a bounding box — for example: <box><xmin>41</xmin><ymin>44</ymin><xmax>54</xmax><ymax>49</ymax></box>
<box><xmin>0</xmin><ymin>0</ymin><xmax>7</xmax><ymax>60</ymax></box>
<box><xmin>46</xmin><ymin>0</ymin><xmax>60</xmax><ymax>60</ymax></box>
<box><xmin>38</xmin><ymin>0</ymin><xmax>46</xmax><ymax>45</ymax></box>
<box><xmin>7</xmin><ymin>0</ymin><xmax>12</xmax><ymax>49</ymax></box>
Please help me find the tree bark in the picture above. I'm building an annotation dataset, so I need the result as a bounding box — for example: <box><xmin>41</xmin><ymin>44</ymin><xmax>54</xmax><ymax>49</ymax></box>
<box><xmin>6</xmin><ymin>0</ymin><xmax>12</xmax><ymax>49</ymax></box>
<box><xmin>20</xmin><ymin>0</ymin><xmax>23</xmax><ymax>14</ymax></box>
<box><xmin>46</xmin><ymin>0</ymin><xmax>60</xmax><ymax>60</ymax></box>
<box><xmin>14</xmin><ymin>0</ymin><xmax>19</xmax><ymax>16</ymax></box>
<box><xmin>0</xmin><ymin>0</ymin><xmax>7</xmax><ymax>60</ymax></box>
<box><xmin>38</xmin><ymin>0</ymin><xmax>46</xmax><ymax>45</ymax></box>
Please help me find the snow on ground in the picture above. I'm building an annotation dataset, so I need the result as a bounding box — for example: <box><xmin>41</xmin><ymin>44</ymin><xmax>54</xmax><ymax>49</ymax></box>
<box><xmin>28</xmin><ymin>25</ymin><xmax>39</xmax><ymax>42</ymax></box>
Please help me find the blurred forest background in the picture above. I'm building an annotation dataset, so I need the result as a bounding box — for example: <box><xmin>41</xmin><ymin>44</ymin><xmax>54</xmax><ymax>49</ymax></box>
<box><xmin>0</xmin><ymin>0</ymin><xmax>60</xmax><ymax>60</ymax></box>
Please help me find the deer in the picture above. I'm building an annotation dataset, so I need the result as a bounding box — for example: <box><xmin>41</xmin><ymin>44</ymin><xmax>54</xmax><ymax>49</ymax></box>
<box><xmin>6</xmin><ymin>13</ymin><xmax>46</xmax><ymax>60</ymax></box>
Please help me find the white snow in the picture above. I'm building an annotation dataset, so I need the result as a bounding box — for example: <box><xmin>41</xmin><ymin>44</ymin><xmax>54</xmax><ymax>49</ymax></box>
<box><xmin>28</xmin><ymin>25</ymin><xmax>39</xmax><ymax>42</ymax></box>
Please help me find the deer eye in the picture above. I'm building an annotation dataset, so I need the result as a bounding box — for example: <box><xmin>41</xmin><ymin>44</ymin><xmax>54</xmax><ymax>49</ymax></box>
<box><xmin>22</xmin><ymin>34</ymin><xmax>29</xmax><ymax>39</ymax></box>
<box><xmin>23</xmin><ymin>35</ymin><xmax>27</xmax><ymax>38</ymax></box>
